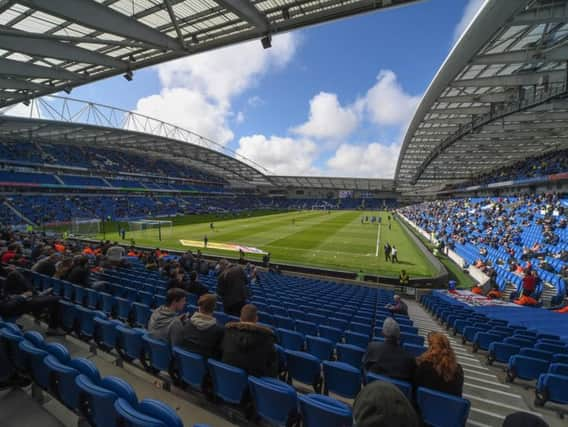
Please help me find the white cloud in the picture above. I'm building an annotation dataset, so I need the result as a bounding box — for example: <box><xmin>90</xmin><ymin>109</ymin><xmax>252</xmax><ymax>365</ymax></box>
<box><xmin>365</xmin><ymin>70</ymin><xmax>420</xmax><ymax>128</ymax></box>
<box><xmin>132</xmin><ymin>33</ymin><xmax>298</xmax><ymax>145</ymax></box>
<box><xmin>247</xmin><ymin>96</ymin><xmax>264</xmax><ymax>107</ymax></box>
<box><xmin>326</xmin><ymin>142</ymin><xmax>401</xmax><ymax>178</ymax></box>
<box><xmin>235</xmin><ymin>111</ymin><xmax>245</xmax><ymax>124</ymax></box>
<box><xmin>157</xmin><ymin>33</ymin><xmax>298</xmax><ymax>105</ymax></box>
<box><xmin>292</xmin><ymin>92</ymin><xmax>358</xmax><ymax>140</ymax></box>
<box><xmin>236</xmin><ymin>134</ymin><xmax>320</xmax><ymax>176</ymax></box>
<box><xmin>453</xmin><ymin>0</ymin><xmax>486</xmax><ymax>43</ymax></box>
<box><xmin>132</xmin><ymin>88</ymin><xmax>234</xmax><ymax>145</ymax></box>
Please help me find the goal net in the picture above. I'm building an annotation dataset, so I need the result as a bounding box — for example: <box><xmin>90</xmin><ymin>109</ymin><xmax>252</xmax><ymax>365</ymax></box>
<box><xmin>71</xmin><ymin>218</ymin><xmax>101</xmax><ymax>237</ymax></box>
<box><xmin>127</xmin><ymin>219</ymin><xmax>173</xmax><ymax>241</ymax></box>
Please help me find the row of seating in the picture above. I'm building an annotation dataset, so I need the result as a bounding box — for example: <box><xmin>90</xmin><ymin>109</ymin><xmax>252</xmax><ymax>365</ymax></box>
<box><xmin>422</xmin><ymin>293</ymin><xmax>568</xmax><ymax>411</ymax></box>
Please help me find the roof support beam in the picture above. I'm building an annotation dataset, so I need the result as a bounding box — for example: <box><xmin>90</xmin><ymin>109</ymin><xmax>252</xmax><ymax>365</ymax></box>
<box><xmin>438</xmin><ymin>92</ymin><xmax>516</xmax><ymax>103</ymax></box>
<box><xmin>214</xmin><ymin>0</ymin><xmax>270</xmax><ymax>34</ymax></box>
<box><xmin>512</xmin><ymin>3</ymin><xmax>568</xmax><ymax>25</ymax></box>
<box><xmin>450</xmin><ymin>70</ymin><xmax>566</xmax><ymax>88</ymax></box>
<box><xmin>472</xmin><ymin>45</ymin><xmax>568</xmax><ymax>66</ymax></box>
<box><xmin>0</xmin><ymin>29</ymin><xmax>132</xmax><ymax>66</ymax></box>
<box><xmin>0</xmin><ymin>77</ymin><xmax>46</xmax><ymax>91</ymax></box>
<box><xmin>19</xmin><ymin>0</ymin><xmax>182</xmax><ymax>51</ymax></box>
<box><xmin>163</xmin><ymin>0</ymin><xmax>185</xmax><ymax>47</ymax></box>
<box><xmin>0</xmin><ymin>58</ymin><xmax>81</xmax><ymax>81</ymax></box>
<box><xmin>430</xmin><ymin>106</ymin><xmax>488</xmax><ymax>115</ymax></box>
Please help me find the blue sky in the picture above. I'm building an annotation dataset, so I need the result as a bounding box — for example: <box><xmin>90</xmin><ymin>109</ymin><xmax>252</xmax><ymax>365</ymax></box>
<box><xmin>24</xmin><ymin>0</ymin><xmax>485</xmax><ymax>178</ymax></box>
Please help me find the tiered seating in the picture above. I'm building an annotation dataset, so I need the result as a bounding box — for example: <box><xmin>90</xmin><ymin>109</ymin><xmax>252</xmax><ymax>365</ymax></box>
<box><xmin>26</xmin><ymin>262</ymin><xmax>470</xmax><ymax>426</ymax></box>
<box><xmin>422</xmin><ymin>292</ymin><xmax>568</xmax><ymax>413</ymax></box>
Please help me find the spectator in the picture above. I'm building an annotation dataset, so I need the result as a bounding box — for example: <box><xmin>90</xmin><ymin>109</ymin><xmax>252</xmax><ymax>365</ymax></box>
<box><xmin>148</xmin><ymin>288</ymin><xmax>187</xmax><ymax>341</ymax></box>
<box><xmin>217</xmin><ymin>261</ymin><xmax>249</xmax><ymax>316</ymax></box>
<box><xmin>167</xmin><ymin>270</ymin><xmax>186</xmax><ymax>291</ymax></box>
<box><xmin>106</xmin><ymin>242</ymin><xmax>125</xmax><ymax>266</ymax></box>
<box><xmin>502</xmin><ymin>412</ymin><xmax>549</xmax><ymax>427</ymax></box>
<box><xmin>1</xmin><ymin>243</ymin><xmax>19</xmax><ymax>264</ymax></box>
<box><xmin>31</xmin><ymin>253</ymin><xmax>58</xmax><ymax>276</ymax></box>
<box><xmin>185</xmin><ymin>271</ymin><xmax>208</xmax><ymax>297</ymax></box>
<box><xmin>353</xmin><ymin>381</ymin><xmax>419</xmax><ymax>427</ymax></box>
<box><xmin>170</xmin><ymin>294</ymin><xmax>223</xmax><ymax>358</ymax></box>
<box><xmin>521</xmin><ymin>268</ymin><xmax>537</xmax><ymax>296</ymax></box>
<box><xmin>414</xmin><ymin>332</ymin><xmax>464</xmax><ymax>397</ymax></box>
<box><xmin>363</xmin><ymin>318</ymin><xmax>415</xmax><ymax>381</ymax></box>
<box><xmin>387</xmin><ymin>295</ymin><xmax>408</xmax><ymax>315</ymax></box>
<box><xmin>0</xmin><ymin>266</ymin><xmax>64</xmax><ymax>335</ymax></box>
<box><xmin>221</xmin><ymin>304</ymin><xmax>277</xmax><ymax>377</ymax></box>
<box><xmin>391</xmin><ymin>245</ymin><xmax>399</xmax><ymax>263</ymax></box>
<box><xmin>54</xmin><ymin>257</ymin><xmax>73</xmax><ymax>280</ymax></box>
<box><xmin>67</xmin><ymin>255</ymin><xmax>90</xmax><ymax>287</ymax></box>
<box><xmin>399</xmin><ymin>270</ymin><xmax>409</xmax><ymax>287</ymax></box>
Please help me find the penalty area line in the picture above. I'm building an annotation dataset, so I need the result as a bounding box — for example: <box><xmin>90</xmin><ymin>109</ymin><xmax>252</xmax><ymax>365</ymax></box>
<box><xmin>375</xmin><ymin>220</ymin><xmax>381</xmax><ymax>257</ymax></box>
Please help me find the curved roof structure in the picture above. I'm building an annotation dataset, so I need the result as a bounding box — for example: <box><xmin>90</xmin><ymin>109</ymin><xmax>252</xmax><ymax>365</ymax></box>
<box><xmin>268</xmin><ymin>175</ymin><xmax>395</xmax><ymax>191</ymax></box>
<box><xmin>396</xmin><ymin>0</ymin><xmax>568</xmax><ymax>192</ymax></box>
<box><xmin>0</xmin><ymin>0</ymin><xmax>419</xmax><ymax>108</ymax></box>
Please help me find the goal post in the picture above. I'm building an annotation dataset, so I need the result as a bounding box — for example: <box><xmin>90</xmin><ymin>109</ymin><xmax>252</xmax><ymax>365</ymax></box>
<box><xmin>127</xmin><ymin>219</ymin><xmax>173</xmax><ymax>241</ymax></box>
<box><xmin>71</xmin><ymin>218</ymin><xmax>101</xmax><ymax>237</ymax></box>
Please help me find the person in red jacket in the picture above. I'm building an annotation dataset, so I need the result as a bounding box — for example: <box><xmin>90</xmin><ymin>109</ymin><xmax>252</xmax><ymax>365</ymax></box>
<box><xmin>521</xmin><ymin>268</ymin><xmax>537</xmax><ymax>297</ymax></box>
<box><xmin>0</xmin><ymin>244</ymin><xmax>18</xmax><ymax>264</ymax></box>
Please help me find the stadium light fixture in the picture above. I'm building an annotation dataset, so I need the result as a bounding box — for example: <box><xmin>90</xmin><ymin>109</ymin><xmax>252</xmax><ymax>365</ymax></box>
<box><xmin>261</xmin><ymin>35</ymin><xmax>272</xmax><ymax>49</ymax></box>
<box><xmin>123</xmin><ymin>70</ymin><xmax>133</xmax><ymax>81</ymax></box>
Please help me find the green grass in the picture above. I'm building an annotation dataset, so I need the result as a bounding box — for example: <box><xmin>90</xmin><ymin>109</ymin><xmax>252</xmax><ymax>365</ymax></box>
<box><xmin>96</xmin><ymin>210</ymin><xmax>437</xmax><ymax>278</ymax></box>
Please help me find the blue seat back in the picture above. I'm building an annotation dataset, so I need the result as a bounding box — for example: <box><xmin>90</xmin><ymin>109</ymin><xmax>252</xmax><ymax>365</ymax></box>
<box><xmin>248</xmin><ymin>377</ymin><xmax>298</xmax><ymax>426</ymax></box>
<box><xmin>417</xmin><ymin>387</ymin><xmax>470</xmax><ymax>427</ymax></box>
<box><xmin>322</xmin><ymin>361</ymin><xmax>361</xmax><ymax>398</ymax></box>
<box><xmin>142</xmin><ymin>335</ymin><xmax>172</xmax><ymax>372</ymax></box>
<box><xmin>306</xmin><ymin>335</ymin><xmax>334</xmax><ymax>361</ymax></box>
<box><xmin>335</xmin><ymin>343</ymin><xmax>365</xmax><ymax>368</ymax></box>
<box><xmin>366</xmin><ymin>372</ymin><xmax>412</xmax><ymax>400</ymax></box>
<box><xmin>207</xmin><ymin>359</ymin><xmax>248</xmax><ymax>404</ymax></box>
<box><xmin>298</xmin><ymin>394</ymin><xmax>352</xmax><ymax>427</ymax></box>
<box><xmin>285</xmin><ymin>350</ymin><xmax>321</xmax><ymax>392</ymax></box>
<box><xmin>172</xmin><ymin>347</ymin><xmax>207</xmax><ymax>390</ymax></box>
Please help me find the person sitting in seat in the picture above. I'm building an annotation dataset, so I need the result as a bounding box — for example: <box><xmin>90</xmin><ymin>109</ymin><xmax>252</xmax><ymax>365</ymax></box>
<box><xmin>0</xmin><ymin>265</ymin><xmax>65</xmax><ymax>336</ymax></box>
<box><xmin>386</xmin><ymin>295</ymin><xmax>408</xmax><ymax>315</ymax></box>
<box><xmin>67</xmin><ymin>255</ymin><xmax>90</xmax><ymax>287</ymax></box>
<box><xmin>514</xmin><ymin>269</ymin><xmax>539</xmax><ymax>306</ymax></box>
<box><xmin>148</xmin><ymin>288</ymin><xmax>187</xmax><ymax>341</ymax></box>
<box><xmin>363</xmin><ymin>318</ymin><xmax>415</xmax><ymax>382</ymax></box>
<box><xmin>486</xmin><ymin>282</ymin><xmax>502</xmax><ymax>299</ymax></box>
<box><xmin>221</xmin><ymin>304</ymin><xmax>277</xmax><ymax>377</ymax></box>
<box><xmin>185</xmin><ymin>271</ymin><xmax>208</xmax><ymax>297</ymax></box>
<box><xmin>170</xmin><ymin>294</ymin><xmax>224</xmax><ymax>358</ymax></box>
<box><xmin>414</xmin><ymin>332</ymin><xmax>464</xmax><ymax>397</ymax></box>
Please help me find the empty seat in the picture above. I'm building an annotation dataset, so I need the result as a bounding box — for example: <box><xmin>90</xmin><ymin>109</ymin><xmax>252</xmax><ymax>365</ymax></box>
<box><xmin>319</xmin><ymin>325</ymin><xmax>343</xmax><ymax>344</ymax></box>
<box><xmin>94</xmin><ymin>317</ymin><xmax>122</xmax><ymax>351</ymax></box>
<box><xmin>487</xmin><ymin>342</ymin><xmax>520</xmax><ymax>365</ymax></box>
<box><xmin>535</xmin><ymin>373</ymin><xmax>568</xmax><ymax>407</ymax></box>
<box><xmin>306</xmin><ymin>335</ymin><xmax>334</xmax><ymax>361</ymax></box>
<box><xmin>322</xmin><ymin>361</ymin><xmax>361</xmax><ymax>398</ymax></box>
<box><xmin>114</xmin><ymin>297</ymin><xmax>132</xmax><ymax>321</ymax></box>
<box><xmin>335</xmin><ymin>343</ymin><xmax>365</xmax><ymax>368</ymax></box>
<box><xmin>295</xmin><ymin>320</ymin><xmax>318</xmax><ymax>336</ymax></box>
<box><xmin>142</xmin><ymin>334</ymin><xmax>172</xmax><ymax>374</ymax></box>
<box><xmin>417</xmin><ymin>387</ymin><xmax>470</xmax><ymax>427</ymax></box>
<box><xmin>345</xmin><ymin>331</ymin><xmax>368</xmax><ymax>348</ymax></box>
<box><xmin>114</xmin><ymin>398</ymin><xmax>183</xmax><ymax>427</ymax></box>
<box><xmin>248</xmin><ymin>376</ymin><xmax>298</xmax><ymax>427</ymax></box>
<box><xmin>520</xmin><ymin>347</ymin><xmax>554</xmax><ymax>362</ymax></box>
<box><xmin>535</xmin><ymin>342</ymin><xmax>567</xmax><ymax>355</ymax></box>
<box><xmin>116</xmin><ymin>326</ymin><xmax>145</xmax><ymax>362</ymax></box>
<box><xmin>366</xmin><ymin>372</ymin><xmax>412</xmax><ymax>400</ymax></box>
<box><xmin>298</xmin><ymin>394</ymin><xmax>352</xmax><ymax>427</ymax></box>
<box><xmin>132</xmin><ymin>303</ymin><xmax>152</xmax><ymax>328</ymax></box>
<box><xmin>285</xmin><ymin>350</ymin><xmax>322</xmax><ymax>393</ymax></box>
<box><xmin>273</xmin><ymin>315</ymin><xmax>295</xmax><ymax>330</ymax></box>
<box><xmin>348</xmin><ymin>322</ymin><xmax>370</xmax><ymax>336</ymax></box>
<box><xmin>277</xmin><ymin>328</ymin><xmax>305</xmax><ymax>351</ymax></box>
<box><xmin>472</xmin><ymin>332</ymin><xmax>503</xmax><ymax>353</ymax></box>
<box><xmin>507</xmin><ymin>355</ymin><xmax>549</xmax><ymax>382</ymax></box>
<box><xmin>172</xmin><ymin>347</ymin><xmax>208</xmax><ymax>391</ymax></box>
<box><xmin>400</xmin><ymin>332</ymin><xmax>425</xmax><ymax>347</ymax></box>
<box><xmin>207</xmin><ymin>359</ymin><xmax>248</xmax><ymax>404</ymax></box>
<box><xmin>548</xmin><ymin>363</ymin><xmax>568</xmax><ymax>376</ymax></box>
<box><xmin>403</xmin><ymin>343</ymin><xmax>427</xmax><ymax>357</ymax></box>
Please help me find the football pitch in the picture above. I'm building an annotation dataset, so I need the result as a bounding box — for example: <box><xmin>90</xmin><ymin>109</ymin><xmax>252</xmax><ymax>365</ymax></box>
<box><xmin>107</xmin><ymin>210</ymin><xmax>436</xmax><ymax>278</ymax></box>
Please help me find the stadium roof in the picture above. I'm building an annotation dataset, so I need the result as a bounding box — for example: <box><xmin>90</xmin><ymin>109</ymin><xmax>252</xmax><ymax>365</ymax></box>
<box><xmin>0</xmin><ymin>0</ymin><xmax>420</xmax><ymax>108</ymax></box>
<box><xmin>395</xmin><ymin>0</ymin><xmax>568</xmax><ymax>192</ymax></box>
<box><xmin>268</xmin><ymin>175</ymin><xmax>395</xmax><ymax>191</ymax></box>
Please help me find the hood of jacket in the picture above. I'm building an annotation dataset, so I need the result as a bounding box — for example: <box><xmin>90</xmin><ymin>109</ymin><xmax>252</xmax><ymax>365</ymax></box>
<box><xmin>190</xmin><ymin>312</ymin><xmax>217</xmax><ymax>331</ymax></box>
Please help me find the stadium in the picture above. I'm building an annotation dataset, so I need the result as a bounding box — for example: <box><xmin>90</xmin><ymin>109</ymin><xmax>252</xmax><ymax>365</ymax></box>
<box><xmin>0</xmin><ymin>0</ymin><xmax>568</xmax><ymax>426</ymax></box>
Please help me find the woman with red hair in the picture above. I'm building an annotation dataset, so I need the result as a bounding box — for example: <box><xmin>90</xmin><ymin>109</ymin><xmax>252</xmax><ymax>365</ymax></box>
<box><xmin>414</xmin><ymin>332</ymin><xmax>464</xmax><ymax>396</ymax></box>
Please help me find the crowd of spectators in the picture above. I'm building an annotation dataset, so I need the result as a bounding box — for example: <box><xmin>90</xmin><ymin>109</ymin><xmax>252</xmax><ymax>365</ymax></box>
<box><xmin>399</xmin><ymin>193</ymin><xmax>568</xmax><ymax>304</ymax></box>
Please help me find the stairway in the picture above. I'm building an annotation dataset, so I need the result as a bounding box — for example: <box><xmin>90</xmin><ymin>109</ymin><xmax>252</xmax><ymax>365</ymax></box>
<box><xmin>501</xmin><ymin>283</ymin><xmax>517</xmax><ymax>301</ymax></box>
<box><xmin>407</xmin><ymin>300</ymin><xmax>549</xmax><ymax>427</ymax></box>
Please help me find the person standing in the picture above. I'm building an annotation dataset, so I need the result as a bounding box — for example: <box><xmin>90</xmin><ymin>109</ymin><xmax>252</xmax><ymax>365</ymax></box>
<box><xmin>203</xmin><ymin>235</ymin><xmax>208</xmax><ymax>248</ymax></box>
<box><xmin>391</xmin><ymin>245</ymin><xmax>399</xmax><ymax>263</ymax></box>
<box><xmin>384</xmin><ymin>242</ymin><xmax>391</xmax><ymax>262</ymax></box>
<box><xmin>399</xmin><ymin>270</ymin><xmax>409</xmax><ymax>287</ymax></box>
<box><xmin>217</xmin><ymin>262</ymin><xmax>249</xmax><ymax>316</ymax></box>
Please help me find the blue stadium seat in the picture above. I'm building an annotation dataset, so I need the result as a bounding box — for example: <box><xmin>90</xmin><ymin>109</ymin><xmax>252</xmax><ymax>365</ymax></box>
<box><xmin>549</xmin><ymin>363</ymin><xmax>568</xmax><ymax>376</ymax></box>
<box><xmin>114</xmin><ymin>297</ymin><xmax>132</xmax><ymax>321</ymax></box>
<box><xmin>172</xmin><ymin>347</ymin><xmax>208</xmax><ymax>391</ymax></box>
<box><xmin>207</xmin><ymin>359</ymin><xmax>248</xmax><ymax>404</ymax></box>
<box><xmin>366</xmin><ymin>372</ymin><xmax>412</xmax><ymax>400</ymax></box>
<box><xmin>327</xmin><ymin>317</ymin><xmax>348</xmax><ymax>331</ymax></box>
<box><xmin>59</xmin><ymin>300</ymin><xmax>77</xmax><ymax>332</ymax></box>
<box><xmin>322</xmin><ymin>361</ymin><xmax>361</xmax><ymax>398</ymax></box>
<box><xmin>335</xmin><ymin>343</ymin><xmax>365</xmax><ymax>368</ymax></box>
<box><xmin>507</xmin><ymin>355</ymin><xmax>549</xmax><ymax>382</ymax></box>
<box><xmin>86</xmin><ymin>289</ymin><xmax>101</xmax><ymax>309</ymax></box>
<box><xmin>132</xmin><ymin>303</ymin><xmax>152</xmax><ymax>328</ymax></box>
<box><xmin>75</xmin><ymin>375</ymin><xmax>138</xmax><ymax>427</ymax></box>
<box><xmin>403</xmin><ymin>343</ymin><xmax>427</xmax><ymax>357</ymax></box>
<box><xmin>114</xmin><ymin>398</ymin><xmax>183</xmax><ymax>427</ymax></box>
<box><xmin>295</xmin><ymin>320</ymin><xmax>318</xmax><ymax>336</ymax></box>
<box><xmin>536</xmin><ymin>342</ymin><xmax>567</xmax><ymax>355</ymax></box>
<box><xmin>472</xmin><ymin>332</ymin><xmax>503</xmax><ymax>353</ymax></box>
<box><xmin>345</xmin><ymin>331</ymin><xmax>368</xmax><ymax>348</ymax></box>
<box><xmin>348</xmin><ymin>322</ymin><xmax>371</xmax><ymax>336</ymax></box>
<box><xmin>535</xmin><ymin>374</ymin><xmax>568</xmax><ymax>407</ymax></box>
<box><xmin>417</xmin><ymin>387</ymin><xmax>470</xmax><ymax>427</ymax></box>
<box><xmin>553</xmin><ymin>354</ymin><xmax>568</xmax><ymax>364</ymax></box>
<box><xmin>94</xmin><ymin>317</ymin><xmax>122</xmax><ymax>351</ymax></box>
<box><xmin>100</xmin><ymin>292</ymin><xmax>115</xmax><ymax>315</ymax></box>
<box><xmin>142</xmin><ymin>334</ymin><xmax>172</xmax><ymax>374</ymax></box>
<box><xmin>400</xmin><ymin>332</ymin><xmax>425</xmax><ymax>347</ymax></box>
<box><xmin>306</xmin><ymin>335</ymin><xmax>334</xmax><ymax>361</ymax></box>
<box><xmin>277</xmin><ymin>328</ymin><xmax>305</xmax><ymax>351</ymax></box>
<box><xmin>285</xmin><ymin>350</ymin><xmax>322</xmax><ymax>393</ymax></box>
<box><xmin>116</xmin><ymin>326</ymin><xmax>145</xmax><ymax>362</ymax></box>
<box><xmin>520</xmin><ymin>347</ymin><xmax>555</xmax><ymax>362</ymax></box>
<box><xmin>298</xmin><ymin>394</ymin><xmax>352</xmax><ymax>427</ymax></box>
<box><xmin>248</xmin><ymin>376</ymin><xmax>298</xmax><ymax>426</ymax></box>
<box><xmin>318</xmin><ymin>325</ymin><xmax>343</xmax><ymax>344</ymax></box>
<box><xmin>487</xmin><ymin>342</ymin><xmax>520</xmax><ymax>365</ymax></box>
